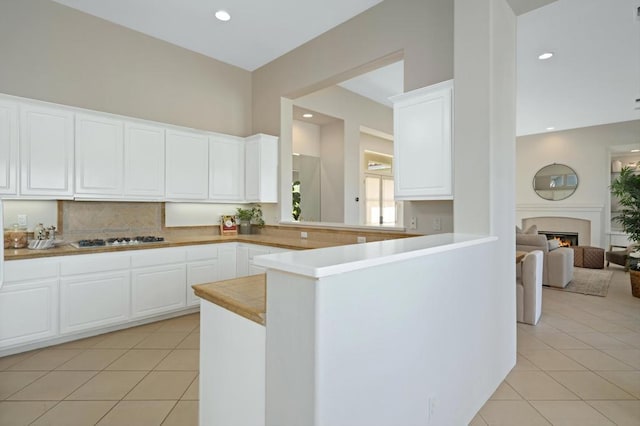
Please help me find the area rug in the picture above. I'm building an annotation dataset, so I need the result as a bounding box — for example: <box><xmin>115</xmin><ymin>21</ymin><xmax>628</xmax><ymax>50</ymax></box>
<box><xmin>545</xmin><ymin>267</ymin><xmax>612</xmax><ymax>297</ymax></box>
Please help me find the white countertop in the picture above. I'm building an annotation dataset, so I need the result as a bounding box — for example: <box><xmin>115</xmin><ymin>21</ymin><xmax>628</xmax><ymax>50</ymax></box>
<box><xmin>253</xmin><ymin>233</ymin><xmax>497</xmax><ymax>278</ymax></box>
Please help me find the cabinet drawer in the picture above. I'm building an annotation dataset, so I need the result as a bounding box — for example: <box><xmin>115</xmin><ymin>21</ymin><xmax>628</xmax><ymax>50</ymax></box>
<box><xmin>61</xmin><ymin>253</ymin><xmax>130</xmax><ymax>276</ymax></box>
<box><xmin>131</xmin><ymin>247</ymin><xmax>186</xmax><ymax>268</ymax></box>
<box><xmin>5</xmin><ymin>259</ymin><xmax>59</xmax><ymax>282</ymax></box>
<box><xmin>186</xmin><ymin>245</ymin><xmax>218</xmax><ymax>261</ymax></box>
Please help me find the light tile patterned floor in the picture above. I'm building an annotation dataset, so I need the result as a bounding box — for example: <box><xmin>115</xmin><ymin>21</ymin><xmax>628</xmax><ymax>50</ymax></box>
<box><xmin>0</xmin><ymin>314</ymin><xmax>200</xmax><ymax>425</ymax></box>
<box><xmin>0</xmin><ymin>267</ymin><xmax>638</xmax><ymax>425</ymax></box>
<box><xmin>471</xmin><ymin>266</ymin><xmax>640</xmax><ymax>426</ymax></box>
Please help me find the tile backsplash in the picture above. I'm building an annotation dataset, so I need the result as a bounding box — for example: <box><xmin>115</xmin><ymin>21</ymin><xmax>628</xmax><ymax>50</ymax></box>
<box><xmin>61</xmin><ymin>201</ymin><xmax>163</xmax><ymax>240</ymax></box>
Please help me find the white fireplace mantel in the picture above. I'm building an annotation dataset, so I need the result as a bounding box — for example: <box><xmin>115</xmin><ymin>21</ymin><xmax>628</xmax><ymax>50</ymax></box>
<box><xmin>516</xmin><ymin>204</ymin><xmax>604</xmax><ymax>248</ymax></box>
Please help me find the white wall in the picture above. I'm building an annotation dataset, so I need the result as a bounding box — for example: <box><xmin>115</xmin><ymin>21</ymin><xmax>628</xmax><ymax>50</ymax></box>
<box><xmin>2</xmin><ymin>201</ymin><xmax>57</xmax><ymax>232</ymax></box>
<box><xmin>265</xmin><ymin>237</ymin><xmax>501</xmax><ymax>425</ymax></box>
<box><xmin>291</xmin><ymin>86</ymin><xmax>393</xmax><ymax>225</ymax></box>
<box><xmin>454</xmin><ymin>0</ymin><xmax>517</xmax><ymax>421</ymax></box>
<box><xmin>292</xmin><ymin>120</ymin><xmax>321</xmax><ymax>157</ymax></box>
<box><xmin>516</xmin><ymin>119</ymin><xmax>640</xmax><ymax>247</ymax></box>
<box><xmin>164</xmin><ymin>203</ymin><xmax>247</xmax><ymax>227</ymax></box>
<box><xmin>320</xmin><ymin>121</ymin><xmax>345</xmax><ymax>223</ymax></box>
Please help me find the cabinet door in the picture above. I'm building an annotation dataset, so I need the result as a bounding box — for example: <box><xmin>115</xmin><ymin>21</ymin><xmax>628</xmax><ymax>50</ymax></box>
<box><xmin>60</xmin><ymin>271</ymin><xmax>130</xmax><ymax>334</ymax></box>
<box><xmin>131</xmin><ymin>264</ymin><xmax>187</xmax><ymax>318</ymax></box>
<box><xmin>124</xmin><ymin>121</ymin><xmax>165</xmax><ymax>199</ymax></box>
<box><xmin>0</xmin><ymin>99</ymin><xmax>18</xmax><ymax>195</ymax></box>
<box><xmin>0</xmin><ymin>279</ymin><xmax>58</xmax><ymax>348</ymax></box>
<box><xmin>392</xmin><ymin>80</ymin><xmax>453</xmax><ymax>200</ymax></box>
<box><xmin>244</xmin><ymin>134</ymin><xmax>278</xmax><ymax>202</ymax></box>
<box><xmin>209</xmin><ymin>135</ymin><xmax>244</xmax><ymax>201</ymax></box>
<box><xmin>75</xmin><ymin>113</ymin><xmax>124</xmax><ymax>196</ymax></box>
<box><xmin>236</xmin><ymin>245</ymin><xmax>249</xmax><ymax>277</ymax></box>
<box><xmin>248</xmin><ymin>245</ymin><xmax>270</xmax><ymax>276</ymax></box>
<box><xmin>165</xmin><ymin>129</ymin><xmax>209</xmax><ymax>200</ymax></box>
<box><xmin>20</xmin><ymin>103</ymin><xmax>74</xmax><ymax>197</ymax></box>
<box><xmin>219</xmin><ymin>244</ymin><xmax>237</xmax><ymax>280</ymax></box>
<box><xmin>187</xmin><ymin>260</ymin><xmax>219</xmax><ymax>306</ymax></box>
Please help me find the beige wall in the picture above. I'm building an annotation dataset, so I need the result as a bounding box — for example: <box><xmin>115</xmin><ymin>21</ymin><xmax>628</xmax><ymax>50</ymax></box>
<box><xmin>251</xmin><ymin>0</ymin><xmax>453</xmax><ymax>135</ymax></box>
<box><xmin>0</xmin><ymin>0</ymin><xmax>252</xmax><ymax>136</ymax></box>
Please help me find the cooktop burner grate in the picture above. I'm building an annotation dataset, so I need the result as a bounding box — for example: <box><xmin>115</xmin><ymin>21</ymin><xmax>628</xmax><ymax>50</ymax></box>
<box><xmin>71</xmin><ymin>236</ymin><xmax>165</xmax><ymax>248</ymax></box>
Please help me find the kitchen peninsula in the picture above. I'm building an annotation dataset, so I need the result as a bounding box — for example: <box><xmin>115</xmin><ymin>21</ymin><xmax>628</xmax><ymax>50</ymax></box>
<box><xmin>194</xmin><ymin>233</ymin><xmax>508</xmax><ymax>426</ymax></box>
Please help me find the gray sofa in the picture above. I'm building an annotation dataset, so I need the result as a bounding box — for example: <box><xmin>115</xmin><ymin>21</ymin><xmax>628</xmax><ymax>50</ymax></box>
<box><xmin>516</xmin><ymin>233</ymin><xmax>574</xmax><ymax>288</ymax></box>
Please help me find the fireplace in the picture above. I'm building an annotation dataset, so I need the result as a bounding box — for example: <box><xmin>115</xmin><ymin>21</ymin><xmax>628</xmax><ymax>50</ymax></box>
<box><xmin>539</xmin><ymin>231</ymin><xmax>578</xmax><ymax>247</ymax></box>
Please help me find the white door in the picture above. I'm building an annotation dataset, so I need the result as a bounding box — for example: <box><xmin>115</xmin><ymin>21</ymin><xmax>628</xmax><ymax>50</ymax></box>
<box><xmin>0</xmin><ymin>99</ymin><xmax>18</xmax><ymax>195</ymax></box>
<box><xmin>20</xmin><ymin>103</ymin><xmax>74</xmax><ymax>197</ymax></box>
<box><xmin>365</xmin><ymin>175</ymin><xmax>397</xmax><ymax>226</ymax></box>
<box><xmin>75</xmin><ymin>113</ymin><xmax>124</xmax><ymax>196</ymax></box>
<box><xmin>124</xmin><ymin>121</ymin><xmax>165</xmax><ymax>199</ymax></box>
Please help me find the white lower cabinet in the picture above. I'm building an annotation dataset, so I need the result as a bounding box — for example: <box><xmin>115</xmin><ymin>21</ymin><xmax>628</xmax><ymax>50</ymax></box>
<box><xmin>186</xmin><ymin>244</ymin><xmax>220</xmax><ymax>307</ymax></box>
<box><xmin>237</xmin><ymin>244</ymin><xmax>290</xmax><ymax>277</ymax></box>
<box><xmin>187</xmin><ymin>261</ymin><xmax>218</xmax><ymax>306</ymax></box>
<box><xmin>59</xmin><ymin>253</ymin><xmax>131</xmax><ymax>334</ymax></box>
<box><xmin>218</xmin><ymin>244</ymin><xmax>237</xmax><ymax>280</ymax></box>
<box><xmin>0</xmin><ymin>259</ymin><xmax>59</xmax><ymax>349</ymax></box>
<box><xmin>131</xmin><ymin>247</ymin><xmax>187</xmax><ymax>319</ymax></box>
<box><xmin>132</xmin><ymin>265</ymin><xmax>187</xmax><ymax>318</ymax></box>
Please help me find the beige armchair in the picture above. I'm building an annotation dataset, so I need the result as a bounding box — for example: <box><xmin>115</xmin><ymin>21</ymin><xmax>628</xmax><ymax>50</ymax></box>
<box><xmin>517</xmin><ymin>250</ymin><xmax>543</xmax><ymax>325</ymax></box>
<box><xmin>516</xmin><ymin>233</ymin><xmax>574</xmax><ymax>288</ymax></box>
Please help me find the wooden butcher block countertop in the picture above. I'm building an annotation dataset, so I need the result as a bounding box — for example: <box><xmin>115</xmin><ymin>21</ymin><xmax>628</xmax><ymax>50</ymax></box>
<box><xmin>192</xmin><ymin>274</ymin><xmax>266</xmax><ymax>326</ymax></box>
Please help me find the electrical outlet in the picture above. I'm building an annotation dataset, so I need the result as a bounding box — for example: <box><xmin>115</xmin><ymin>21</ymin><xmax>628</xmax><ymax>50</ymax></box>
<box><xmin>357</xmin><ymin>236</ymin><xmax>366</xmax><ymax>243</ymax></box>
<box><xmin>432</xmin><ymin>217</ymin><xmax>441</xmax><ymax>231</ymax></box>
<box><xmin>409</xmin><ymin>217</ymin><xmax>417</xmax><ymax>230</ymax></box>
<box><xmin>17</xmin><ymin>214</ymin><xmax>27</xmax><ymax>227</ymax></box>
<box><xmin>301</xmin><ymin>231</ymin><xmax>308</xmax><ymax>239</ymax></box>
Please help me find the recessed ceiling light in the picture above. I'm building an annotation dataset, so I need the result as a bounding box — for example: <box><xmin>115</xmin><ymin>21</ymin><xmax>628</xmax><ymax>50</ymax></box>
<box><xmin>302</xmin><ymin>113</ymin><xmax>313</xmax><ymax>118</ymax></box>
<box><xmin>631</xmin><ymin>149</ymin><xmax>640</xmax><ymax>153</ymax></box>
<box><xmin>546</xmin><ymin>126</ymin><xmax>555</xmax><ymax>131</ymax></box>
<box><xmin>538</xmin><ymin>52</ymin><xmax>554</xmax><ymax>60</ymax></box>
<box><xmin>215</xmin><ymin>10</ymin><xmax>231</xmax><ymax>21</ymax></box>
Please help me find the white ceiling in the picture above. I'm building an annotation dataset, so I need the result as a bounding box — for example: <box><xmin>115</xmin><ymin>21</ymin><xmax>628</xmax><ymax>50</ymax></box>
<box><xmin>51</xmin><ymin>0</ymin><xmax>640</xmax><ymax>137</ymax></box>
<box><xmin>51</xmin><ymin>0</ymin><xmax>383</xmax><ymax>71</ymax></box>
<box><xmin>337</xmin><ymin>61</ymin><xmax>404</xmax><ymax>108</ymax></box>
<box><xmin>516</xmin><ymin>0</ymin><xmax>640</xmax><ymax>135</ymax></box>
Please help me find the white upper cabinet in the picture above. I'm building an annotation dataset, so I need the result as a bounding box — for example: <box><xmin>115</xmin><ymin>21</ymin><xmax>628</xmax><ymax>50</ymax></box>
<box><xmin>20</xmin><ymin>102</ymin><xmax>75</xmax><ymax>198</ymax></box>
<box><xmin>124</xmin><ymin>121</ymin><xmax>165</xmax><ymax>199</ymax></box>
<box><xmin>0</xmin><ymin>99</ymin><xmax>18</xmax><ymax>195</ymax></box>
<box><xmin>75</xmin><ymin>113</ymin><xmax>124</xmax><ymax>196</ymax></box>
<box><xmin>391</xmin><ymin>80</ymin><xmax>453</xmax><ymax>200</ymax></box>
<box><xmin>165</xmin><ymin>129</ymin><xmax>209</xmax><ymax>200</ymax></box>
<box><xmin>245</xmin><ymin>134</ymin><xmax>278</xmax><ymax>203</ymax></box>
<box><xmin>209</xmin><ymin>134</ymin><xmax>245</xmax><ymax>202</ymax></box>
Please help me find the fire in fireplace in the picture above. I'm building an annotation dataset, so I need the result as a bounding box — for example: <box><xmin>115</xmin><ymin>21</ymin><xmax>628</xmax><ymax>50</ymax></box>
<box><xmin>539</xmin><ymin>231</ymin><xmax>578</xmax><ymax>247</ymax></box>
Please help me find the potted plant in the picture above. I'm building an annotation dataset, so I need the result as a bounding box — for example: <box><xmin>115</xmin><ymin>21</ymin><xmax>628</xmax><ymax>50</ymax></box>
<box><xmin>610</xmin><ymin>167</ymin><xmax>640</xmax><ymax>297</ymax></box>
<box><xmin>236</xmin><ymin>205</ymin><xmax>265</xmax><ymax>235</ymax></box>
<box><xmin>292</xmin><ymin>180</ymin><xmax>301</xmax><ymax>221</ymax></box>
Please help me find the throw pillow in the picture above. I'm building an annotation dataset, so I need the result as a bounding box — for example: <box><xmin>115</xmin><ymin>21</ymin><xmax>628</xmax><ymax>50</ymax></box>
<box><xmin>548</xmin><ymin>239</ymin><xmax>560</xmax><ymax>251</ymax></box>
<box><xmin>520</xmin><ymin>225</ymin><xmax>538</xmax><ymax>234</ymax></box>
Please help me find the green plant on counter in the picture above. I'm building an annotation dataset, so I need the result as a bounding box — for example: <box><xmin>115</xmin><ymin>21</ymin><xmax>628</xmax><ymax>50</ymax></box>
<box><xmin>236</xmin><ymin>205</ymin><xmax>265</xmax><ymax>226</ymax></box>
